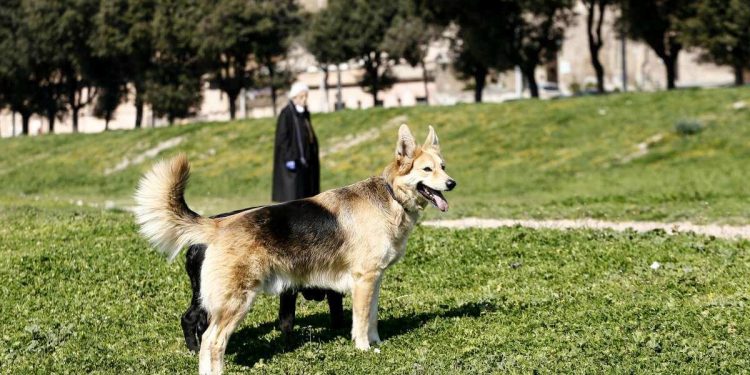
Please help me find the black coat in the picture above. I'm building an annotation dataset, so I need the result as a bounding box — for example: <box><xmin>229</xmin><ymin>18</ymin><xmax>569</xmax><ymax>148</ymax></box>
<box><xmin>272</xmin><ymin>101</ymin><xmax>320</xmax><ymax>202</ymax></box>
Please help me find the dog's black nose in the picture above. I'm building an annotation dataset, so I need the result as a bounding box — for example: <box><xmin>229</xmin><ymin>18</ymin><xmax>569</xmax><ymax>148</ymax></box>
<box><xmin>446</xmin><ymin>179</ymin><xmax>457</xmax><ymax>191</ymax></box>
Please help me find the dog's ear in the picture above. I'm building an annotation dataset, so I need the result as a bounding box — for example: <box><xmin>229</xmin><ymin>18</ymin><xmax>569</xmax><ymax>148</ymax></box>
<box><xmin>423</xmin><ymin>125</ymin><xmax>439</xmax><ymax>150</ymax></box>
<box><xmin>395</xmin><ymin>124</ymin><xmax>416</xmax><ymax>160</ymax></box>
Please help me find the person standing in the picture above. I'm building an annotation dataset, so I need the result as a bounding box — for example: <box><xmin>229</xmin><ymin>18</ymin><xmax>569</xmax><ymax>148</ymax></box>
<box><xmin>272</xmin><ymin>82</ymin><xmax>320</xmax><ymax>202</ymax></box>
<box><xmin>271</xmin><ymin>82</ymin><xmax>345</xmax><ymax>334</ymax></box>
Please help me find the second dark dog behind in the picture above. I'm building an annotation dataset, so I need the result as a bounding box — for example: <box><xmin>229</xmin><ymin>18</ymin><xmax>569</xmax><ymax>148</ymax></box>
<box><xmin>180</xmin><ymin>208</ymin><xmax>346</xmax><ymax>353</ymax></box>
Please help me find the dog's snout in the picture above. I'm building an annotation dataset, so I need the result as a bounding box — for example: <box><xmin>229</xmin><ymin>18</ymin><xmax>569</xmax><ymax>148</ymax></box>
<box><xmin>446</xmin><ymin>179</ymin><xmax>457</xmax><ymax>191</ymax></box>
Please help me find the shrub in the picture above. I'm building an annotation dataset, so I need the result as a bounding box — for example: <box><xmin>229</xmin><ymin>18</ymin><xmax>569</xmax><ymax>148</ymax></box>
<box><xmin>674</xmin><ymin>119</ymin><xmax>704</xmax><ymax>136</ymax></box>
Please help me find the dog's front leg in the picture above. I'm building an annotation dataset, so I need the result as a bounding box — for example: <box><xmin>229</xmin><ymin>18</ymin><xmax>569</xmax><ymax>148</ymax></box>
<box><xmin>351</xmin><ymin>271</ymin><xmax>380</xmax><ymax>350</ymax></box>
<box><xmin>367</xmin><ymin>276</ymin><xmax>383</xmax><ymax>345</ymax></box>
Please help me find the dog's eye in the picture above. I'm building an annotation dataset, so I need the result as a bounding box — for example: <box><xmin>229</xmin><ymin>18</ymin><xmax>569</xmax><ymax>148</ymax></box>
<box><xmin>441</xmin><ymin>164</ymin><xmax>446</xmax><ymax>171</ymax></box>
<box><xmin>423</xmin><ymin>167</ymin><xmax>432</xmax><ymax>172</ymax></box>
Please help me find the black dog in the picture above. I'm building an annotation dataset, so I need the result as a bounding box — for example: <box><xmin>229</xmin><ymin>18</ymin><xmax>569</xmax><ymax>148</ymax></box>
<box><xmin>180</xmin><ymin>207</ymin><xmax>346</xmax><ymax>352</ymax></box>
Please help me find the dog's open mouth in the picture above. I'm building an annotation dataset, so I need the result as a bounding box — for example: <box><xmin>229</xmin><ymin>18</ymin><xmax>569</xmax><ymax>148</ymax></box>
<box><xmin>417</xmin><ymin>182</ymin><xmax>449</xmax><ymax>212</ymax></box>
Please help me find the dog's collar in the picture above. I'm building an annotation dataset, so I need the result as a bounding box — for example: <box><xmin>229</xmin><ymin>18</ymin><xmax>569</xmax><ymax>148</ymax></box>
<box><xmin>384</xmin><ymin>180</ymin><xmax>397</xmax><ymax>202</ymax></box>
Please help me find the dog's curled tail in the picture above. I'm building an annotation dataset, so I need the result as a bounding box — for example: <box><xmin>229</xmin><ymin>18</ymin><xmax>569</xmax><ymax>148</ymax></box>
<box><xmin>134</xmin><ymin>154</ymin><xmax>214</xmax><ymax>262</ymax></box>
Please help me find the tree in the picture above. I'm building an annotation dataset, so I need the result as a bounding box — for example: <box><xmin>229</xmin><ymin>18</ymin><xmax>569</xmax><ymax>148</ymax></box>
<box><xmin>680</xmin><ymin>0</ymin><xmax>750</xmax><ymax>85</ymax></box>
<box><xmin>429</xmin><ymin>0</ymin><xmax>573</xmax><ymax>100</ymax></box>
<box><xmin>583</xmin><ymin>0</ymin><xmax>609</xmax><ymax>93</ymax></box>
<box><xmin>382</xmin><ymin>10</ymin><xmax>443</xmax><ymax>103</ymax></box>
<box><xmin>250</xmin><ymin>0</ymin><xmax>303</xmax><ymax>115</ymax></box>
<box><xmin>0</xmin><ymin>0</ymin><xmax>65</xmax><ymax>135</ymax></box>
<box><xmin>90</xmin><ymin>0</ymin><xmax>129</xmax><ymax>130</ymax></box>
<box><xmin>0</xmin><ymin>0</ymin><xmax>34</xmax><ymax>135</ymax></box>
<box><xmin>319</xmin><ymin>0</ymin><xmax>399</xmax><ymax>107</ymax></box>
<box><xmin>451</xmin><ymin>42</ymin><xmax>490</xmax><ymax>103</ymax></box>
<box><xmin>26</xmin><ymin>0</ymin><xmax>100</xmax><ymax>133</ymax></box>
<box><xmin>426</xmin><ymin>0</ymin><xmax>507</xmax><ymax>103</ymax></box>
<box><xmin>618</xmin><ymin>0</ymin><xmax>695</xmax><ymax>90</ymax></box>
<box><xmin>124</xmin><ymin>0</ymin><xmax>157</xmax><ymax>128</ymax></box>
<box><xmin>305</xmin><ymin>9</ymin><xmax>350</xmax><ymax>111</ymax></box>
<box><xmin>92</xmin><ymin>83</ymin><xmax>126</xmax><ymax>131</ymax></box>
<box><xmin>92</xmin><ymin>0</ymin><xmax>156</xmax><ymax>128</ymax></box>
<box><xmin>198</xmin><ymin>0</ymin><xmax>260</xmax><ymax>120</ymax></box>
<box><xmin>61</xmin><ymin>0</ymin><xmax>101</xmax><ymax>133</ymax></box>
<box><xmin>145</xmin><ymin>0</ymin><xmax>204</xmax><ymax>125</ymax></box>
<box><xmin>499</xmin><ymin>0</ymin><xmax>575</xmax><ymax>98</ymax></box>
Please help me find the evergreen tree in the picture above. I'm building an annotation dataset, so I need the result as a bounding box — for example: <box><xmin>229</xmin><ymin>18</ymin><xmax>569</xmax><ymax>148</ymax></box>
<box><xmin>681</xmin><ymin>0</ymin><xmax>750</xmax><ymax>85</ymax></box>
<box><xmin>382</xmin><ymin>3</ymin><xmax>443</xmax><ymax>103</ymax></box>
<box><xmin>145</xmin><ymin>0</ymin><xmax>204</xmax><ymax>125</ymax></box>
<box><xmin>198</xmin><ymin>0</ymin><xmax>260</xmax><ymax>120</ymax></box>
<box><xmin>250</xmin><ymin>0</ymin><xmax>303</xmax><ymax>115</ymax></box>
<box><xmin>305</xmin><ymin>8</ymin><xmax>350</xmax><ymax>110</ymax></box>
<box><xmin>617</xmin><ymin>0</ymin><xmax>695</xmax><ymax>90</ymax></box>
<box><xmin>92</xmin><ymin>0</ymin><xmax>156</xmax><ymax>128</ymax></box>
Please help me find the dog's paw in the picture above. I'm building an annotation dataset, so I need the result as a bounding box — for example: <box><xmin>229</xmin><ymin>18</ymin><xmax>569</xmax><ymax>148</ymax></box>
<box><xmin>368</xmin><ymin>334</ymin><xmax>381</xmax><ymax>345</ymax></box>
<box><xmin>354</xmin><ymin>339</ymin><xmax>371</xmax><ymax>351</ymax></box>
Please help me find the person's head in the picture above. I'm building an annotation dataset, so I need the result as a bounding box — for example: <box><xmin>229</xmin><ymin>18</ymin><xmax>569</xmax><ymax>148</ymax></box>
<box><xmin>288</xmin><ymin>82</ymin><xmax>309</xmax><ymax>107</ymax></box>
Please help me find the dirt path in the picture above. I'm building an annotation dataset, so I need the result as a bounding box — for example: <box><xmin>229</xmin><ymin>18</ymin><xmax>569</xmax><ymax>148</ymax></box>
<box><xmin>422</xmin><ymin>217</ymin><xmax>750</xmax><ymax>240</ymax></box>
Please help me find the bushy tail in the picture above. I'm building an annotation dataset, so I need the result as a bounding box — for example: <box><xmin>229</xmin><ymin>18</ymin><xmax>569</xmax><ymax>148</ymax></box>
<box><xmin>134</xmin><ymin>154</ymin><xmax>214</xmax><ymax>261</ymax></box>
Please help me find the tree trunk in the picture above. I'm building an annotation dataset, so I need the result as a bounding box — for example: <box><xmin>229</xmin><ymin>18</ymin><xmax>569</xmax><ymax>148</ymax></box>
<box><xmin>420</xmin><ymin>59</ymin><xmax>430</xmax><ymax>104</ymax></box>
<box><xmin>168</xmin><ymin>114</ymin><xmax>175</xmax><ymax>126</ymax></box>
<box><xmin>592</xmin><ymin>58</ymin><xmax>605</xmax><ymax>93</ymax></box>
<box><xmin>369</xmin><ymin>63</ymin><xmax>380</xmax><ymax>107</ymax></box>
<box><xmin>522</xmin><ymin>66</ymin><xmax>539</xmax><ymax>98</ymax></box>
<box><xmin>228</xmin><ymin>91</ymin><xmax>238</xmax><ymax>120</ymax></box>
<box><xmin>322</xmin><ymin>67</ymin><xmax>329</xmax><ymax>111</ymax></box>
<box><xmin>134</xmin><ymin>84</ymin><xmax>144</xmax><ymax>129</ymax></box>
<box><xmin>473</xmin><ymin>65</ymin><xmax>487</xmax><ymax>103</ymax></box>
<box><xmin>733</xmin><ymin>63</ymin><xmax>744</xmax><ymax>86</ymax></box>
<box><xmin>105</xmin><ymin>118</ymin><xmax>110</xmax><ymax>131</ymax></box>
<box><xmin>586</xmin><ymin>0</ymin><xmax>607</xmax><ymax>94</ymax></box>
<box><xmin>268</xmin><ymin>64</ymin><xmax>278</xmax><ymax>116</ymax></box>
<box><xmin>46</xmin><ymin>108</ymin><xmax>56</xmax><ymax>134</ymax></box>
<box><xmin>664</xmin><ymin>55</ymin><xmax>677</xmax><ymax>90</ymax></box>
<box><xmin>72</xmin><ymin>107</ymin><xmax>79</xmax><ymax>133</ymax></box>
<box><xmin>21</xmin><ymin>112</ymin><xmax>30</xmax><ymax>135</ymax></box>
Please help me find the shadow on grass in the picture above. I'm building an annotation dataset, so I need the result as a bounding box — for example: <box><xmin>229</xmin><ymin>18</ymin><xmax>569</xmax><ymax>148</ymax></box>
<box><xmin>226</xmin><ymin>299</ymin><xmax>500</xmax><ymax>367</ymax></box>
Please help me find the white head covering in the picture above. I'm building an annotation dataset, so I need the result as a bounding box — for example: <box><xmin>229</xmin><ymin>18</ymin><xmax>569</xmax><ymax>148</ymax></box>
<box><xmin>288</xmin><ymin>82</ymin><xmax>309</xmax><ymax>99</ymax></box>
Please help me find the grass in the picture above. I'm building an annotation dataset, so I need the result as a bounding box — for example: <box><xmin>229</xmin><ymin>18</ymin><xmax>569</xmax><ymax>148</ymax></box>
<box><xmin>2</xmin><ymin>202</ymin><xmax>750</xmax><ymax>373</ymax></box>
<box><xmin>0</xmin><ymin>87</ymin><xmax>749</xmax><ymax>223</ymax></box>
<box><xmin>2</xmin><ymin>87</ymin><xmax>750</xmax><ymax>373</ymax></box>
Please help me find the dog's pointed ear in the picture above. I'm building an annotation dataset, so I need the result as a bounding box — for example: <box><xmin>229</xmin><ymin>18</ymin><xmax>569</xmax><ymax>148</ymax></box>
<box><xmin>423</xmin><ymin>125</ymin><xmax>439</xmax><ymax>149</ymax></box>
<box><xmin>395</xmin><ymin>124</ymin><xmax>416</xmax><ymax>160</ymax></box>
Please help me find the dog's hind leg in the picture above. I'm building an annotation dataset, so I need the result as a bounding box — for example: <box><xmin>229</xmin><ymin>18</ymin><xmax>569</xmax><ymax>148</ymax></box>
<box><xmin>199</xmin><ymin>289</ymin><xmax>257</xmax><ymax>375</ymax></box>
<box><xmin>350</xmin><ymin>271</ymin><xmax>382</xmax><ymax>350</ymax></box>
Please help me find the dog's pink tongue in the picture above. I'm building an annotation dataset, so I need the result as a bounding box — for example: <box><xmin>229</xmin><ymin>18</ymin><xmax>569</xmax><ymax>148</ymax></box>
<box><xmin>434</xmin><ymin>195</ymin><xmax>449</xmax><ymax>212</ymax></box>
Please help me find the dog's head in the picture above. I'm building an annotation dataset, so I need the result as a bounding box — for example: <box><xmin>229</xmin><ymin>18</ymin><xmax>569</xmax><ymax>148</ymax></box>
<box><xmin>386</xmin><ymin>124</ymin><xmax>456</xmax><ymax>212</ymax></box>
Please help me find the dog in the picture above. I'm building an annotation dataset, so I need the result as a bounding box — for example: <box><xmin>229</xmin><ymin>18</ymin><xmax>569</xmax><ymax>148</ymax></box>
<box><xmin>181</xmin><ymin>237</ymin><xmax>345</xmax><ymax>353</ymax></box>
<box><xmin>135</xmin><ymin>125</ymin><xmax>455</xmax><ymax>374</ymax></box>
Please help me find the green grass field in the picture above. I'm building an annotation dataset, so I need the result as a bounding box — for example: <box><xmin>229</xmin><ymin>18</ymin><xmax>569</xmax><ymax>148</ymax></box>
<box><xmin>1</xmin><ymin>87</ymin><xmax>748</xmax><ymax>222</ymax></box>
<box><xmin>2</xmin><ymin>203</ymin><xmax>749</xmax><ymax>373</ymax></box>
<box><xmin>2</xmin><ymin>87</ymin><xmax>750</xmax><ymax>373</ymax></box>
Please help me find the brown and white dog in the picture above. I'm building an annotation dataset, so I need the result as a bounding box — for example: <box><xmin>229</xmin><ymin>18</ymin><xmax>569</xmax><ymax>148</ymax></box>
<box><xmin>134</xmin><ymin>125</ymin><xmax>455</xmax><ymax>374</ymax></box>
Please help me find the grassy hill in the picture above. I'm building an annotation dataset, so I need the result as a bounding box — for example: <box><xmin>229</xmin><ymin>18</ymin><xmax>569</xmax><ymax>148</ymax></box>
<box><xmin>3</xmin><ymin>88</ymin><xmax>750</xmax><ymax>373</ymax></box>
<box><xmin>1</xmin><ymin>87</ymin><xmax>749</xmax><ymax>223</ymax></box>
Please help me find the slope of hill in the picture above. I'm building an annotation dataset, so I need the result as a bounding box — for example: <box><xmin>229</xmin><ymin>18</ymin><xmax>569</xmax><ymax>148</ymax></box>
<box><xmin>1</xmin><ymin>87</ymin><xmax>749</xmax><ymax>223</ymax></box>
